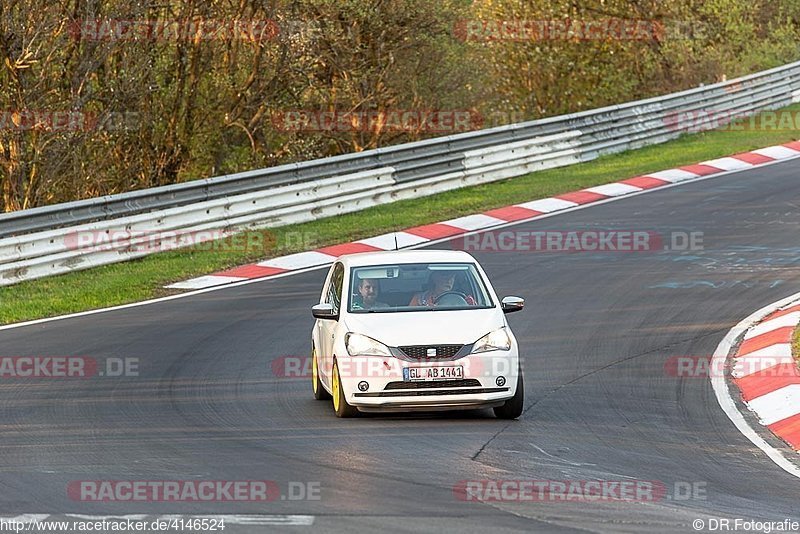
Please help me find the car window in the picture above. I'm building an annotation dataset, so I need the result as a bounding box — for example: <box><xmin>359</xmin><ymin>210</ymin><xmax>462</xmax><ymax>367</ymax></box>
<box><xmin>348</xmin><ymin>262</ymin><xmax>493</xmax><ymax>313</ymax></box>
<box><xmin>325</xmin><ymin>263</ymin><xmax>344</xmax><ymax>314</ymax></box>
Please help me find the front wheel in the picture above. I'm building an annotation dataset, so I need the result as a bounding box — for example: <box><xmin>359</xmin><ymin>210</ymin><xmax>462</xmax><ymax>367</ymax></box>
<box><xmin>332</xmin><ymin>360</ymin><xmax>359</xmax><ymax>418</ymax></box>
<box><xmin>312</xmin><ymin>347</ymin><xmax>331</xmax><ymax>400</ymax></box>
<box><xmin>494</xmin><ymin>369</ymin><xmax>524</xmax><ymax>419</ymax></box>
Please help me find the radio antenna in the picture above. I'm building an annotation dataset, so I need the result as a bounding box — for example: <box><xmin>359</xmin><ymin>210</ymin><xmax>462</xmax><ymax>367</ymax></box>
<box><xmin>391</xmin><ymin>207</ymin><xmax>400</xmax><ymax>251</ymax></box>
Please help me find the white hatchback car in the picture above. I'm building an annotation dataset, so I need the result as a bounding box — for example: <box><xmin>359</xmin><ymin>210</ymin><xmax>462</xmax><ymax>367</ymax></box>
<box><xmin>310</xmin><ymin>250</ymin><xmax>524</xmax><ymax>418</ymax></box>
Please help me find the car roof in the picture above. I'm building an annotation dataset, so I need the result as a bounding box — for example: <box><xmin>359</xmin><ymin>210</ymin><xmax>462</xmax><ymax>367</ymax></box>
<box><xmin>336</xmin><ymin>249</ymin><xmax>478</xmax><ymax>268</ymax></box>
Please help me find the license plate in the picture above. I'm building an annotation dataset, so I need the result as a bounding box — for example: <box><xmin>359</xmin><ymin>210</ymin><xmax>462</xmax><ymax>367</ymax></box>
<box><xmin>403</xmin><ymin>366</ymin><xmax>463</xmax><ymax>381</ymax></box>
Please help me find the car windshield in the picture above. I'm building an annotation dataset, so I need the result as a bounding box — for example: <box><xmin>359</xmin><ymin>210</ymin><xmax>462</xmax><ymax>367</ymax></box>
<box><xmin>348</xmin><ymin>262</ymin><xmax>493</xmax><ymax>313</ymax></box>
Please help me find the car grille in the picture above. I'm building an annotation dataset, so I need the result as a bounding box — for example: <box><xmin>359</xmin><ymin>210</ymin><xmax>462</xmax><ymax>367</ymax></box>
<box><xmin>354</xmin><ymin>387</ymin><xmax>509</xmax><ymax>398</ymax></box>
<box><xmin>398</xmin><ymin>344</ymin><xmax>464</xmax><ymax>360</ymax></box>
<box><xmin>384</xmin><ymin>379</ymin><xmax>481</xmax><ymax>390</ymax></box>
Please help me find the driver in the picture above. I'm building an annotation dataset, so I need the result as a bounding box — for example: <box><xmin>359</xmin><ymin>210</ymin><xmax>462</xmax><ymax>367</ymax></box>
<box><xmin>409</xmin><ymin>270</ymin><xmax>476</xmax><ymax>307</ymax></box>
<box><xmin>352</xmin><ymin>278</ymin><xmax>390</xmax><ymax>310</ymax></box>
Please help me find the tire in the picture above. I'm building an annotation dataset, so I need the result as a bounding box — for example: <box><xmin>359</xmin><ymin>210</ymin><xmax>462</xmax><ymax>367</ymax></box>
<box><xmin>494</xmin><ymin>368</ymin><xmax>524</xmax><ymax>419</ymax></box>
<box><xmin>312</xmin><ymin>347</ymin><xmax>331</xmax><ymax>400</ymax></box>
<box><xmin>331</xmin><ymin>360</ymin><xmax>359</xmax><ymax>418</ymax></box>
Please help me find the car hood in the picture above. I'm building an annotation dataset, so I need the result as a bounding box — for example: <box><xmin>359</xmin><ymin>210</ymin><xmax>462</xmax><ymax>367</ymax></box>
<box><xmin>344</xmin><ymin>308</ymin><xmax>504</xmax><ymax>347</ymax></box>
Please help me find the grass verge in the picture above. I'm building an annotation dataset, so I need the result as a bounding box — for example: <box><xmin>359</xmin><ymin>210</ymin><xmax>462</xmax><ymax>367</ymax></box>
<box><xmin>793</xmin><ymin>322</ymin><xmax>800</xmax><ymax>367</ymax></box>
<box><xmin>3</xmin><ymin>105</ymin><xmax>800</xmax><ymax>324</ymax></box>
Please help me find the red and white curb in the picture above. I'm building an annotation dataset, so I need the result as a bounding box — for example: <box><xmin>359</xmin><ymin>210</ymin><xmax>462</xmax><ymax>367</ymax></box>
<box><xmin>712</xmin><ymin>292</ymin><xmax>800</xmax><ymax>479</ymax></box>
<box><xmin>166</xmin><ymin>141</ymin><xmax>800</xmax><ymax>290</ymax></box>
<box><xmin>733</xmin><ymin>303</ymin><xmax>800</xmax><ymax>449</ymax></box>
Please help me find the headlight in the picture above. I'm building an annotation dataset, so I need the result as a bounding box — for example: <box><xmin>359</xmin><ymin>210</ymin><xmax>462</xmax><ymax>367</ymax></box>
<box><xmin>471</xmin><ymin>328</ymin><xmax>511</xmax><ymax>353</ymax></box>
<box><xmin>345</xmin><ymin>333</ymin><xmax>392</xmax><ymax>357</ymax></box>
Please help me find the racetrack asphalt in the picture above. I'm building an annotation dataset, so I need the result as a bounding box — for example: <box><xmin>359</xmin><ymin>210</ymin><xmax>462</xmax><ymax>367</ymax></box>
<box><xmin>1</xmin><ymin>159</ymin><xmax>799</xmax><ymax>533</ymax></box>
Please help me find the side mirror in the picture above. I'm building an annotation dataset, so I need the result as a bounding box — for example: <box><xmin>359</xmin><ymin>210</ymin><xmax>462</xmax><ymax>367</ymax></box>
<box><xmin>312</xmin><ymin>303</ymin><xmax>338</xmax><ymax>320</ymax></box>
<box><xmin>501</xmin><ymin>296</ymin><xmax>524</xmax><ymax>314</ymax></box>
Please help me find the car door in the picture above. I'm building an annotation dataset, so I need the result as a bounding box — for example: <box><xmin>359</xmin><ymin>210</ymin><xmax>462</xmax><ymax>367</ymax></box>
<box><xmin>313</xmin><ymin>264</ymin><xmax>334</xmax><ymax>382</ymax></box>
<box><xmin>318</xmin><ymin>262</ymin><xmax>344</xmax><ymax>384</ymax></box>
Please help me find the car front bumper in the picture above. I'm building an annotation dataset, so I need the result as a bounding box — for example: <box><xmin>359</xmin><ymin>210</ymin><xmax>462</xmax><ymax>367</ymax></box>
<box><xmin>335</xmin><ymin>350</ymin><xmax>519</xmax><ymax>411</ymax></box>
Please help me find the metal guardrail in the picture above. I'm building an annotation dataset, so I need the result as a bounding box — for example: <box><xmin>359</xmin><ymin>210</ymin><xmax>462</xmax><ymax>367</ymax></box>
<box><xmin>1</xmin><ymin>60</ymin><xmax>799</xmax><ymax>285</ymax></box>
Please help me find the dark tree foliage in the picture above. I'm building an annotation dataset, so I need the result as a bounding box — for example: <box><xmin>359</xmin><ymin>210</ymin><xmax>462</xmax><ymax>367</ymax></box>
<box><xmin>0</xmin><ymin>0</ymin><xmax>797</xmax><ymax>210</ymax></box>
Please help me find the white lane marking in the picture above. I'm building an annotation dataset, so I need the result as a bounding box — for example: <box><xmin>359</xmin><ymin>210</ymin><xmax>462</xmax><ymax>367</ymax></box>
<box><xmin>743</xmin><ymin>312</ymin><xmax>800</xmax><ymax>339</ymax></box>
<box><xmin>516</xmin><ymin>198</ymin><xmax>578</xmax><ymax>213</ymax></box>
<box><xmin>357</xmin><ymin>231</ymin><xmax>429</xmax><ymax>250</ymax></box>
<box><xmin>584</xmin><ymin>183</ymin><xmax>642</xmax><ymax>197</ymax></box>
<box><xmin>700</xmin><ymin>157</ymin><xmax>753</xmax><ymax>171</ymax></box>
<box><xmin>711</xmin><ymin>292</ymin><xmax>800</xmax><ymax>479</ymax></box>
<box><xmin>257</xmin><ymin>251</ymin><xmax>336</xmax><ymax>270</ymax></box>
<box><xmin>166</xmin><ymin>275</ymin><xmax>248</xmax><ymax>290</ymax></box>
<box><xmin>441</xmin><ymin>214</ymin><xmax>506</xmax><ymax>231</ymax></box>
<box><xmin>752</xmin><ymin>146</ymin><xmax>800</xmax><ymax>159</ymax></box>
<box><xmin>643</xmin><ymin>168</ymin><xmax>699</xmax><ymax>183</ymax></box>
<box><xmin>2</xmin><ymin>151</ymin><xmax>799</xmax><ymax>333</ymax></box>
<box><xmin>747</xmin><ymin>385</ymin><xmax>800</xmax><ymax>426</ymax></box>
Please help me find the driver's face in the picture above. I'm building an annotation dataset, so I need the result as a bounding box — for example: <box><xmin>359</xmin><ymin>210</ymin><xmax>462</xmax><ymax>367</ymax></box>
<box><xmin>432</xmin><ymin>273</ymin><xmax>455</xmax><ymax>292</ymax></box>
<box><xmin>359</xmin><ymin>279</ymin><xmax>379</xmax><ymax>305</ymax></box>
